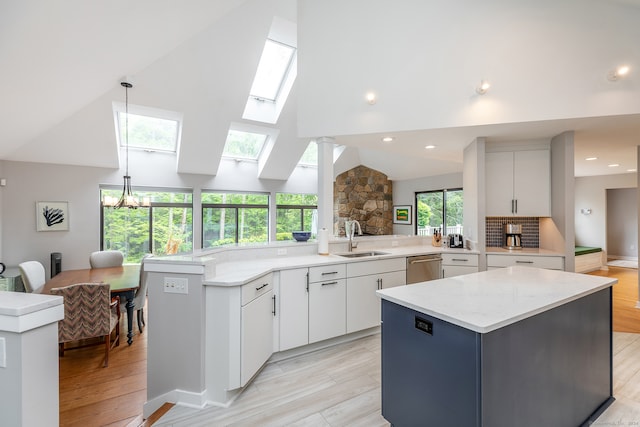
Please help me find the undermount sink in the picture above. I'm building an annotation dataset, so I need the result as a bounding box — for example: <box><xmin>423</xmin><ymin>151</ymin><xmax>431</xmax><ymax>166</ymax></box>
<box><xmin>337</xmin><ymin>251</ymin><xmax>389</xmax><ymax>258</ymax></box>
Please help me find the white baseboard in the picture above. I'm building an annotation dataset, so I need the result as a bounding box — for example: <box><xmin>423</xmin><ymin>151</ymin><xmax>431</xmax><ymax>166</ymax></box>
<box><xmin>143</xmin><ymin>388</ymin><xmax>208</xmax><ymax>419</ymax></box>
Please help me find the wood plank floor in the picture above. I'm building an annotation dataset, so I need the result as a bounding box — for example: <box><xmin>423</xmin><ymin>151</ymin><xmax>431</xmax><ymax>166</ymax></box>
<box><xmin>58</xmin><ymin>266</ymin><xmax>640</xmax><ymax>426</ymax></box>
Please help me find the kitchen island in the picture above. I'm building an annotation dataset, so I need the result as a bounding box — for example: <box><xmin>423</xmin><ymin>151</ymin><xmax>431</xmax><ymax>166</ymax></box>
<box><xmin>376</xmin><ymin>266</ymin><xmax>616</xmax><ymax>427</ymax></box>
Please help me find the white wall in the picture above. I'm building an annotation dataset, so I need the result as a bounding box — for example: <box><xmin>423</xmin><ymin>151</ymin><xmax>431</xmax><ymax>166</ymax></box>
<box><xmin>574</xmin><ymin>173</ymin><xmax>636</xmax><ymax>252</ymax></box>
<box><xmin>607</xmin><ymin>188</ymin><xmax>638</xmax><ymax>259</ymax></box>
<box><xmin>391</xmin><ymin>172</ymin><xmax>463</xmax><ymax>235</ymax></box>
<box><xmin>0</xmin><ymin>152</ymin><xmax>317</xmax><ymax>277</ymax></box>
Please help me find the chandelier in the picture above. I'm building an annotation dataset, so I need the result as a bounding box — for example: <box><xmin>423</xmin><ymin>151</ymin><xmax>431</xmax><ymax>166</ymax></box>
<box><xmin>104</xmin><ymin>79</ymin><xmax>150</xmax><ymax>209</ymax></box>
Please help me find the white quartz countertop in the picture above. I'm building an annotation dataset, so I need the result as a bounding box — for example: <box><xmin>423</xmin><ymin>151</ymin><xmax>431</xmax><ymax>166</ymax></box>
<box><xmin>207</xmin><ymin>245</ymin><xmax>476</xmax><ymax>286</ymax></box>
<box><xmin>0</xmin><ymin>291</ymin><xmax>64</xmax><ymax>333</ymax></box>
<box><xmin>485</xmin><ymin>247</ymin><xmax>564</xmax><ymax>256</ymax></box>
<box><xmin>376</xmin><ymin>266</ymin><xmax>616</xmax><ymax>333</ymax></box>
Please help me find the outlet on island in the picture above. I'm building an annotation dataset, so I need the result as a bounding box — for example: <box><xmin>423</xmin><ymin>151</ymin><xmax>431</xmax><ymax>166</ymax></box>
<box><xmin>164</xmin><ymin>277</ymin><xmax>189</xmax><ymax>294</ymax></box>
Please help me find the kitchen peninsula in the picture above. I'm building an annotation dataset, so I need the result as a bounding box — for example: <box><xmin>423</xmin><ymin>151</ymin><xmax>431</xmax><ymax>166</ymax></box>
<box><xmin>376</xmin><ymin>266</ymin><xmax>616</xmax><ymax>427</ymax></box>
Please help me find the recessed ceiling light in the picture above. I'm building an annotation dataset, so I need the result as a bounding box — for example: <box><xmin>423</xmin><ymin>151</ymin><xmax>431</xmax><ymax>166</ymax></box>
<box><xmin>366</xmin><ymin>92</ymin><xmax>377</xmax><ymax>105</ymax></box>
<box><xmin>425</xmin><ymin>145</ymin><xmax>436</xmax><ymax>150</ymax></box>
<box><xmin>607</xmin><ymin>65</ymin><xmax>631</xmax><ymax>81</ymax></box>
<box><xmin>585</xmin><ymin>157</ymin><xmax>597</xmax><ymax>161</ymax></box>
<box><xmin>608</xmin><ymin>163</ymin><xmax>620</xmax><ymax>167</ymax></box>
<box><xmin>382</xmin><ymin>137</ymin><xmax>394</xmax><ymax>143</ymax></box>
<box><xmin>476</xmin><ymin>80</ymin><xmax>490</xmax><ymax>95</ymax></box>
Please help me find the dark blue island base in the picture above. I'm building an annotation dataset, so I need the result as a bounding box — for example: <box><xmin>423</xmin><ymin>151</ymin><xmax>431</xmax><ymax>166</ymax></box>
<box><xmin>381</xmin><ymin>288</ymin><xmax>614</xmax><ymax>427</ymax></box>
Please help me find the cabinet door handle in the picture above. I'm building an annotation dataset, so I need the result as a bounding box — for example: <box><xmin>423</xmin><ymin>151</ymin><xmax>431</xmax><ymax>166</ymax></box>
<box><xmin>321</xmin><ymin>281</ymin><xmax>338</xmax><ymax>286</ymax></box>
<box><xmin>515</xmin><ymin>199</ymin><xmax>518</xmax><ymax>214</ymax></box>
<box><xmin>272</xmin><ymin>295</ymin><xmax>276</xmax><ymax>316</ymax></box>
<box><xmin>306</xmin><ymin>272</ymin><xmax>309</xmax><ymax>292</ymax></box>
<box><xmin>322</xmin><ymin>271</ymin><xmax>338</xmax><ymax>276</ymax></box>
<box><xmin>516</xmin><ymin>260</ymin><xmax>533</xmax><ymax>264</ymax></box>
<box><xmin>255</xmin><ymin>283</ymin><xmax>269</xmax><ymax>291</ymax></box>
<box><xmin>377</xmin><ymin>278</ymin><xmax>382</xmax><ymax>290</ymax></box>
<box><xmin>451</xmin><ymin>258</ymin><xmax>468</xmax><ymax>262</ymax></box>
<box><xmin>511</xmin><ymin>199</ymin><xmax>514</xmax><ymax>214</ymax></box>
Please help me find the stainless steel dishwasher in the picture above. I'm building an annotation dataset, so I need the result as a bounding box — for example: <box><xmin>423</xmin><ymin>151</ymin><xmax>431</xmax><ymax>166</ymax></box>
<box><xmin>406</xmin><ymin>254</ymin><xmax>442</xmax><ymax>284</ymax></box>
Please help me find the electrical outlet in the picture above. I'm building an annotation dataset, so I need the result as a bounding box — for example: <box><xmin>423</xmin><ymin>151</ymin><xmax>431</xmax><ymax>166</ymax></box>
<box><xmin>0</xmin><ymin>337</ymin><xmax>6</xmax><ymax>368</ymax></box>
<box><xmin>277</xmin><ymin>248</ymin><xmax>287</xmax><ymax>255</ymax></box>
<box><xmin>164</xmin><ymin>277</ymin><xmax>189</xmax><ymax>294</ymax></box>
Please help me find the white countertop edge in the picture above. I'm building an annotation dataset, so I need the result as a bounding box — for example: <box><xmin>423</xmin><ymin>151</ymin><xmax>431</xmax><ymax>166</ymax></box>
<box><xmin>378</xmin><ymin>281</ymin><xmax>614</xmax><ymax>334</ymax></box>
<box><xmin>0</xmin><ymin>304</ymin><xmax>65</xmax><ymax>333</ymax></box>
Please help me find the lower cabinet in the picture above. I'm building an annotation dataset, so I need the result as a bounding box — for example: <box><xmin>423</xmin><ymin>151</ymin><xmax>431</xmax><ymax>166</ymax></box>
<box><xmin>346</xmin><ymin>258</ymin><xmax>406</xmax><ymax>334</ymax></box>
<box><xmin>278</xmin><ymin>264</ymin><xmax>347</xmax><ymax>351</ymax></box>
<box><xmin>241</xmin><ymin>288</ymin><xmax>273</xmax><ymax>386</ymax></box>
<box><xmin>442</xmin><ymin>253</ymin><xmax>479</xmax><ymax>278</ymax></box>
<box><xmin>486</xmin><ymin>254</ymin><xmax>564</xmax><ymax>271</ymax></box>
<box><xmin>309</xmin><ymin>278</ymin><xmax>346</xmax><ymax>343</ymax></box>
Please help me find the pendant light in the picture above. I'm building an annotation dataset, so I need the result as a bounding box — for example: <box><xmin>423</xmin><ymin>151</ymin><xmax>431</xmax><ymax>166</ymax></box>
<box><xmin>109</xmin><ymin>79</ymin><xmax>149</xmax><ymax>209</ymax></box>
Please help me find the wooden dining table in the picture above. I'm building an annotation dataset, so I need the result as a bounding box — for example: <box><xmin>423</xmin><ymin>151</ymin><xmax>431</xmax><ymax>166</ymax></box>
<box><xmin>42</xmin><ymin>264</ymin><xmax>141</xmax><ymax>345</ymax></box>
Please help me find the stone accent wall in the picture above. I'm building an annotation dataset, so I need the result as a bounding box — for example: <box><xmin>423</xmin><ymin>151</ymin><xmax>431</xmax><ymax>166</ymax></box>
<box><xmin>334</xmin><ymin>165</ymin><xmax>393</xmax><ymax>236</ymax></box>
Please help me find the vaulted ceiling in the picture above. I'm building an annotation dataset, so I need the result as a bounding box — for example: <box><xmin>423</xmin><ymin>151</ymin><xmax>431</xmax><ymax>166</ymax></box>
<box><xmin>1</xmin><ymin>0</ymin><xmax>639</xmax><ymax>181</ymax></box>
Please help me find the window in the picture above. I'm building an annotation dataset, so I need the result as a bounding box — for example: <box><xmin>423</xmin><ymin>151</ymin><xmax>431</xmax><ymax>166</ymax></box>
<box><xmin>115</xmin><ymin>106</ymin><xmax>181</xmax><ymax>152</ymax></box>
<box><xmin>101</xmin><ymin>189</ymin><xmax>193</xmax><ymax>262</ymax></box>
<box><xmin>416</xmin><ymin>189</ymin><xmax>463</xmax><ymax>236</ymax></box>
<box><xmin>276</xmin><ymin>193</ymin><xmax>318</xmax><ymax>240</ymax></box>
<box><xmin>249</xmin><ymin>39</ymin><xmax>296</xmax><ymax>103</ymax></box>
<box><xmin>202</xmin><ymin>192</ymin><xmax>269</xmax><ymax>247</ymax></box>
<box><xmin>222</xmin><ymin>129</ymin><xmax>269</xmax><ymax>161</ymax></box>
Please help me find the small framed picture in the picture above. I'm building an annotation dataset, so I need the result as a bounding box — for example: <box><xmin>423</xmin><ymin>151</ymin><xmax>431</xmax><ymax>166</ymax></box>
<box><xmin>393</xmin><ymin>205</ymin><xmax>412</xmax><ymax>225</ymax></box>
<box><xmin>36</xmin><ymin>201</ymin><xmax>69</xmax><ymax>231</ymax></box>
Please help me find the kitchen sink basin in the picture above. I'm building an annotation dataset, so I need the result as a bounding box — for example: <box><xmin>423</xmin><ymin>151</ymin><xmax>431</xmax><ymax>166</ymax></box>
<box><xmin>337</xmin><ymin>251</ymin><xmax>389</xmax><ymax>258</ymax></box>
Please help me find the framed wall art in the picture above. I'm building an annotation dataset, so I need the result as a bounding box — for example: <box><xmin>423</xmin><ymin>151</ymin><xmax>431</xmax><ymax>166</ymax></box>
<box><xmin>36</xmin><ymin>201</ymin><xmax>69</xmax><ymax>231</ymax></box>
<box><xmin>393</xmin><ymin>205</ymin><xmax>412</xmax><ymax>225</ymax></box>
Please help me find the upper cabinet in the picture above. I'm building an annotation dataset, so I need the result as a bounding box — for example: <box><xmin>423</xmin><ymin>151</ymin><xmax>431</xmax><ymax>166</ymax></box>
<box><xmin>486</xmin><ymin>149</ymin><xmax>550</xmax><ymax>217</ymax></box>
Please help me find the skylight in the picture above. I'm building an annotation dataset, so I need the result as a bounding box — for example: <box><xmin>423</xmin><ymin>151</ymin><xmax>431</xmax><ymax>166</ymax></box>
<box><xmin>115</xmin><ymin>107</ymin><xmax>181</xmax><ymax>153</ymax></box>
<box><xmin>250</xmin><ymin>39</ymin><xmax>296</xmax><ymax>102</ymax></box>
<box><xmin>298</xmin><ymin>141</ymin><xmax>318</xmax><ymax>167</ymax></box>
<box><xmin>222</xmin><ymin>129</ymin><xmax>269</xmax><ymax>160</ymax></box>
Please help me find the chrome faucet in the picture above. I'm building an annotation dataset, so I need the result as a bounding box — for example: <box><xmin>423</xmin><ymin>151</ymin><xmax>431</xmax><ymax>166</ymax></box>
<box><xmin>345</xmin><ymin>220</ymin><xmax>362</xmax><ymax>252</ymax></box>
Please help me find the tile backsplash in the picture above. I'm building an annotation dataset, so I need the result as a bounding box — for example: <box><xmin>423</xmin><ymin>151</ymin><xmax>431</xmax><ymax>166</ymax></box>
<box><xmin>486</xmin><ymin>217</ymin><xmax>539</xmax><ymax>248</ymax></box>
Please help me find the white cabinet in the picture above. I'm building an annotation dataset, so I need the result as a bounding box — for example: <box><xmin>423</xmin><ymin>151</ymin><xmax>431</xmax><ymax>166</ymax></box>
<box><xmin>486</xmin><ymin>254</ymin><xmax>564</xmax><ymax>270</ymax></box>
<box><xmin>442</xmin><ymin>253</ymin><xmax>479</xmax><ymax>278</ymax></box>
<box><xmin>346</xmin><ymin>258</ymin><xmax>406</xmax><ymax>333</ymax></box>
<box><xmin>486</xmin><ymin>149</ymin><xmax>550</xmax><ymax>217</ymax></box>
<box><xmin>278</xmin><ymin>263</ymin><xmax>347</xmax><ymax>350</ymax></box>
<box><xmin>278</xmin><ymin>268</ymin><xmax>309</xmax><ymax>351</ymax></box>
<box><xmin>240</xmin><ymin>274</ymin><xmax>273</xmax><ymax>386</ymax></box>
<box><xmin>308</xmin><ymin>264</ymin><xmax>346</xmax><ymax>344</ymax></box>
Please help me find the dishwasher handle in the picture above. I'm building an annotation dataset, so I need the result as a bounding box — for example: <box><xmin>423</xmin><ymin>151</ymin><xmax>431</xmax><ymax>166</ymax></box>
<box><xmin>409</xmin><ymin>257</ymin><xmax>442</xmax><ymax>265</ymax></box>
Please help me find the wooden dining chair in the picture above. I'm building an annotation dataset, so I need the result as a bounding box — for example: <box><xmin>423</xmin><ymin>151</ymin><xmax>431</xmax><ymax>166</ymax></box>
<box><xmin>50</xmin><ymin>282</ymin><xmax>121</xmax><ymax>367</ymax></box>
<box><xmin>89</xmin><ymin>250</ymin><xmax>124</xmax><ymax>268</ymax></box>
<box><xmin>18</xmin><ymin>260</ymin><xmax>46</xmax><ymax>293</ymax></box>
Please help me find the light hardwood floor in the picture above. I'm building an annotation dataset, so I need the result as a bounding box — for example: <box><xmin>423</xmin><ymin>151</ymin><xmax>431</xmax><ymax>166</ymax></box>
<box><xmin>58</xmin><ymin>266</ymin><xmax>640</xmax><ymax>426</ymax></box>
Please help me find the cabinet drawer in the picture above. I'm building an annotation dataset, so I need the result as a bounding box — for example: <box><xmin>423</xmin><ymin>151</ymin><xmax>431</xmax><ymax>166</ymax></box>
<box><xmin>241</xmin><ymin>273</ymin><xmax>273</xmax><ymax>305</ymax></box>
<box><xmin>441</xmin><ymin>253</ymin><xmax>478</xmax><ymax>266</ymax></box>
<box><xmin>346</xmin><ymin>257</ymin><xmax>406</xmax><ymax>278</ymax></box>
<box><xmin>309</xmin><ymin>264</ymin><xmax>346</xmax><ymax>283</ymax></box>
<box><xmin>486</xmin><ymin>255</ymin><xmax>564</xmax><ymax>270</ymax></box>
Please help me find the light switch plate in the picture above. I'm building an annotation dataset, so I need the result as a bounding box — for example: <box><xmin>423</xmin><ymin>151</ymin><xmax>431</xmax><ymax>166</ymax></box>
<box><xmin>0</xmin><ymin>337</ymin><xmax>6</xmax><ymax>368</ymax></box>
<box><xmin>164</xmin><ymin>277</ymin><xmax>189</xmax><ymax>294</ymax></box>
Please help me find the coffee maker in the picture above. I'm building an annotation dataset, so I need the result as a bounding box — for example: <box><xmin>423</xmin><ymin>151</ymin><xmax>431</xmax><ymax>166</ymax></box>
<box><xmin>504</xmin><ymin>224</ymin><xmax>522</xmax><ymax>250</ymax></box>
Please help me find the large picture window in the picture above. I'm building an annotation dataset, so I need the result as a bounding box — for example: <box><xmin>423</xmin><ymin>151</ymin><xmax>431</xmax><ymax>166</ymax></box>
<box><xmin>101</xmin><ymin>189</ymin><xmax>193</xmax><ymax>263</ymax></box>
<box><xmin>276</xmin><ymin>193</ymin><xmax>318</xmax><ymax>240</ymax></box>
<box><xmin>416</xmin><ymin>189</ymin><xmax>463</xmax><ymax>236</ymax></box>
<box><xmin>202</xmin><ymin>192</ymin><xmax>269</xmax><ymax>247</ymax></box>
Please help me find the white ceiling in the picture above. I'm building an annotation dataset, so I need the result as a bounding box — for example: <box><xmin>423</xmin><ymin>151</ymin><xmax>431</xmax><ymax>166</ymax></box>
<box><xmin>1</xmin><ymin>0</ymin><xmax>639</xmax><ymax>181</ymax></box>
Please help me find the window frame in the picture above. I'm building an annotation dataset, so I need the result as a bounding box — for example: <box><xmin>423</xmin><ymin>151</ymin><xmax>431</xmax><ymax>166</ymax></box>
<box><xmin>415</xmin><ymin>188</ymin><xmax>463</xmax><ymax>236</ymax></box>
<box><xmin>201</xmin><ymin>191</ymin><xmax>270</xmax><ymax>247</ymax></box>
<box><xmin>113</xmin><ymin>103</ymin><xmax>182</xmax><ymax>153</ymax></box>
<box><xmin>275</xmin><ymin>193</ymin><xmax>318</xmax><ymax>239</ymax></box>
<box><xmin>100</xmin><ymin>187</ymin><xmax>193</xmax><ymax>261</ymax></box>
